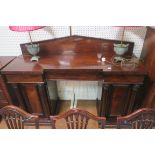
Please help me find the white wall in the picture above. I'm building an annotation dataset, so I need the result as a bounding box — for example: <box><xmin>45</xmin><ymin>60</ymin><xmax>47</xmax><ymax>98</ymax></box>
<box><xmin>0</xmin><ymin>26</ymin><xmax>147</xmax><ymax>100</ymax></box>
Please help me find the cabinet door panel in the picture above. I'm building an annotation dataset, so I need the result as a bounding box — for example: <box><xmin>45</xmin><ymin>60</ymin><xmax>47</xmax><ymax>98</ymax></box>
<box><xmin>11</xmin><ymin>83</ymin><xmax>51</xmax><ymax>116</ymax></box>
<box><xmin>0</xmin><ymin>75</ymin><xmax>11</xmax><ymax>108</ymax></box>
<box><xmin>101</xmin><ymin>84</ymin><xmax>141</xmax><ymax>118</ymax></box>
<box><xmin>110</xmin><ymin>85</ymin><xmax>130</xmax><ymax>116</ymax></box>
<box><xmin>0</xmin><ymin>89</ymin><xmax>6</xmax><ymax>101</ymax></box>
<box><xmin>22</xmin><ymin>84</ymin><xmax>43</xmax><ymax>113</ymax></box>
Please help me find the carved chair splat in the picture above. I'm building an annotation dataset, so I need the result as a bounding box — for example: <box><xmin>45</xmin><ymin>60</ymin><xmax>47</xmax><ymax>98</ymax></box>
<box><xmin>50</xmin><ymin>108</ymin><xmax>106</xmax><ymax>129</ymax></box>
<box><xmin>117</xmin><ymin>108</ymin><xmax>155</xmax><ymax>129</ymax></box>
<box><xmin>0</xmin><ymin>105</ymin><xmax>39</xmax><ymax>129</ymax></box>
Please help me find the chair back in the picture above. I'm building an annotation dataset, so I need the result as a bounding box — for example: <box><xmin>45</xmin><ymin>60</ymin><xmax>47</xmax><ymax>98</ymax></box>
<box><xmin>0</xmin><ymin>105</ymin><xmax>39</xmax><ymax>129</ymax></box>
<box><xmin>117</xmin><ymin>108</ymin><xmax>155</xmax><ymax>129</ymax></box>
<box><xmin>50</xmin><ymin>108</ymin><xmax>106</xmax><ymax>129</ymax></box>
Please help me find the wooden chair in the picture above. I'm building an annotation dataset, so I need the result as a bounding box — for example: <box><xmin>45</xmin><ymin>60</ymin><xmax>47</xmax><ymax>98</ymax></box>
<box><xmin>0</xmin><ymin>105</ymin><xmax>39</xmax><ymax>129</ymax></box>
<box><xmin>117</xmin><ymin>108</ymin><xmax>155</xmax><ymax>129</ymax></box>
<box><xmin>50</xmin><ymin>108</ymin><xmax>106</xmax><ymax>129</ymax></box>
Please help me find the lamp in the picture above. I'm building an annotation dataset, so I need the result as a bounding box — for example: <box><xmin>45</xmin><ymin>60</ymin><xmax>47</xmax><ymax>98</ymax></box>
<box><xmin>9</xmin><ymin>26</ymin><xmax>45</xmax><ymax>61</ymax></box>
<box><xmin>113</xmin><ymin>26</ymin><xmax>143</xmax><ymax>61</ymax></box>
<box><xmin>69</xmin><ymin>26</ymin><xmax>72</xmax><ymax>36</ymax></box>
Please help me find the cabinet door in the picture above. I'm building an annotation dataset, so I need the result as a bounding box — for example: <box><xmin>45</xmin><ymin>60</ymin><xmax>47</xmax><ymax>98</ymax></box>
<box><xmin>0</xmin><ymin>88</ymin><xmax>6</xmax><ymax>102</ymax></box>
<box><xmin>10</xmin><ymin>83</ymin><xmax>53</xmax><ymax>116</ymax></box>
<box><xmin>100</xmin><ymin>84</ymin><xmax>141</xmax><ymax>118</ymax></box>
<box><xmin>0</xmin><ymin>75</ymin><xmax>10</xmax><ymax>108</ymax></box>
<box><xmin>109</xmin><ymin>85</ymin><xmax>131</xmax><ymax>117</ymax></box>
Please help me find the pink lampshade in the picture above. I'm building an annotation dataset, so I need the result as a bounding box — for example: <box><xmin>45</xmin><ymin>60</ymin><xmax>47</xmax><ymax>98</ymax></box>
<box><xmin>9</xmin><ymin>26</ymin><xmax>45</xmax><ymax>32</ymax></box>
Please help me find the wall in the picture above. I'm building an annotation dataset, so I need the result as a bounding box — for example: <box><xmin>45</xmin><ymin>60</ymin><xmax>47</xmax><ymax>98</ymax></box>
<box><xmin>0</xmin><ymin>26</ymin><xmax>147</xmax><ymax>100</ymax></box>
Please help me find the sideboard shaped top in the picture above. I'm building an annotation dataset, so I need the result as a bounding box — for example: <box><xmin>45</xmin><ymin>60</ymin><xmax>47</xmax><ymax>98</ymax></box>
<box><xmin>20</xmin><ymin>35</ymin><xmax>134</xmax><ymax>57</ymax></box>
<box><xmin>1</xmin><ymin>36</ymin><xmax>146</xmax><ymax>75</ymax></box>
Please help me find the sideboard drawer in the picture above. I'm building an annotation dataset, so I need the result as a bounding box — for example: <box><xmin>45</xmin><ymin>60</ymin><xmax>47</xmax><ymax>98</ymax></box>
<box><xmin>102</xmin><ymin>74</ymin><xmax>145</xmax><ymax>84</ymax></box>
<box><xmin>46</xmin><ymin>70</ymin><xmax>102</xmax><ymax>81</ymax></box>
<box><xmin>5</xmin><ymin>74</ymin><xmax>44</xmax><ymax>83</ymax></box>
<box><xmin>46</xmin><ymin>70</ymin><xmax>145</xmax><ymax>84</ymax></box>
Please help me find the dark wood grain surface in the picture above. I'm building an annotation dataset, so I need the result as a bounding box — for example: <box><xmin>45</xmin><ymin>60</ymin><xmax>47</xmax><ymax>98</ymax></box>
<box><xmin>2</xmin><ymin>55</ymin><xmax>146</xmax><ymax>74</ymax></box>
<box><xmin>0</xmin><ymin>56</ymin><xmax>16</xmax><ymax>70</ymax></box>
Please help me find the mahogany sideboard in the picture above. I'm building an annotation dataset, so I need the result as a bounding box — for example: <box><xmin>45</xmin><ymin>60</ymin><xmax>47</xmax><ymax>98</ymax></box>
<box><xmin>0</xmin><ymin>56</ymin><xmax>15</xmax><ymax>108</ymax></box>
<box><xmin>1</xmin><ymin>36</ymin><xmax>147</xmax><ymax>120</ymax></box>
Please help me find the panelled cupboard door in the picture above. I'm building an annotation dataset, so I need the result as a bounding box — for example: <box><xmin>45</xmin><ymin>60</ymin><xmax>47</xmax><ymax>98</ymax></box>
<box><xmin>10</xmin><ymin>83</ymin><xmax>51</xmax><ymax>116</ymax></box>
<box><xmin>0</xmin><ymin>56</ymin><xmax>16</xmax><ymax>108</ymax></box>
<box><xmin>100</xmin><ymin>84</ymin><xmax>141</xmax><ymax>118</ymax></box>
<box><xmin>110</xmin><ymin>85</ymin><xmax>130</xmax><ymax>116</ymax></box>
<box><xmin>0</xmin><ymin>75</ymin><xmax>11</xmax><ymax>108</ymax></box>
<box><xmin>0</xmin><ymin>77</ymin><xmax>7</xmax><ymax>101</ymax></box>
